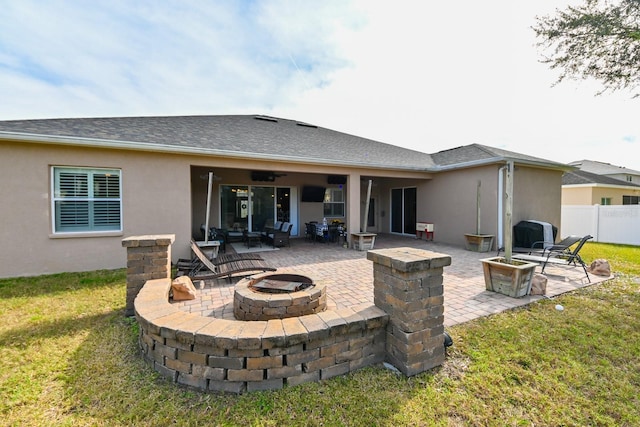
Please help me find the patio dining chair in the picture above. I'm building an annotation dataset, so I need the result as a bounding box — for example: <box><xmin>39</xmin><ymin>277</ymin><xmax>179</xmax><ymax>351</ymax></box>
<box><xmin>200</xmin><ymin>224</ymin><xmax>226</xmax><ymax>253</ymax></box>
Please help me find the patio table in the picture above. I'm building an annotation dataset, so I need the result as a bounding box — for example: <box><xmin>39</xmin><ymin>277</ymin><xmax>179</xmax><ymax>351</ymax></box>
<box><xmin>244</xmin><ymin>231</ymin><xmax>262</xmax><ymax>248</ymax></box>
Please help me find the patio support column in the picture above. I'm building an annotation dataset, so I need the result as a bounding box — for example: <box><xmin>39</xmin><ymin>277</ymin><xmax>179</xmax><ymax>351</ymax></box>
<box><xmin>347</xmin><ymin>173</ymin><xmax>361</xmax><ymax>236</ymax></box>
<box><xmin>367</xmin><ymin>247</ymin><xmax>451</xmax><ymax>376</ymax></box>
<box><xmin>121</xmin><ymin>234</ymin><xmax>175</xmax><ymax>316</ymax></box>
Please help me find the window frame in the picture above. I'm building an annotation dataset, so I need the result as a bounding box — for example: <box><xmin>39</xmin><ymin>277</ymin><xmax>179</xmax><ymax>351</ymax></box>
<box><xmin>51</xmin><ymin>166</ymin><xmax>123</xmax><ymax>236</ymax></box>
<box><xmin>323</xmin><ymin>187</ymin><xmax>345</xmax><ymax>218</ymax></box>
<box><xmin>600</xmin><ymin>197</ymin><xmax>612</xmax><ymax>206</ymax></box>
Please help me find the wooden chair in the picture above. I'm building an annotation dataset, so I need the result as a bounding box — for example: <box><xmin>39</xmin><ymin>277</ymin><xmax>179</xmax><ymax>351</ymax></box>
<box><xmin>177</xmin><ymin>239</ymin><xmax>276</xmax><ymax>282</ymax></box>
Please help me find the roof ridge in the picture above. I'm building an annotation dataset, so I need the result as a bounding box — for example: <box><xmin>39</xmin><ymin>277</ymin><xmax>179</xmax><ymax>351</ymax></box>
<box><xmin>471</xmin><ymin>143</ymin><xmax>499</xmax><ymax>157</ymax></box>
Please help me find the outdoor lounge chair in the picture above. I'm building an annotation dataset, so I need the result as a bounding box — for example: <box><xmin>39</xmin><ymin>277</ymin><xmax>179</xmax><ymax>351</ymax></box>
<box><xmin>499</xmin><ymin>235</ymin><xmax>584</xmax><ymax>256</ymax></box>
<box><xmin>177</xmin><ymin>239</ymin><xmax>276</xmax><ymax>282</ymax></box>
<box><xmin>266</xmin><ymin>222</ymin><xmax>293</xmax><ymax>248</ymax></box>
<box><xmin>512</xmin><ymin>234</ymin><xmax>593</xmax><ymax>282</ymax></box>
<box><xmin>261</xmin><ymin>221</ymin><xmax>283</xmax><ymax>241</ymax></box>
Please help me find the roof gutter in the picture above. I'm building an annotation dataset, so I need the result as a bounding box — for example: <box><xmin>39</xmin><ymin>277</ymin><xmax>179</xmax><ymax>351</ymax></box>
<box><xmin>1</xmin><ymin>131</ymin><xmax>570</xmax><ymax>173</ymax></box>
<box><xmin>429</xmin><ymin>156</ymin><xmax>573</xmax><ymax>172</ymax></box>
<box><xmin>564</xmin><ymin>183</ymin><xmax>640</xmax><ymax>190</ymax></box>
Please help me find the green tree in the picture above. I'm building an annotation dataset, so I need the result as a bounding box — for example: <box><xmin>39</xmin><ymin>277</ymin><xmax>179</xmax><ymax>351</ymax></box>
<box><xmin>533</xmin><ymin>0</ymin><xmax>640</xmax><ymax>96</ymax></box>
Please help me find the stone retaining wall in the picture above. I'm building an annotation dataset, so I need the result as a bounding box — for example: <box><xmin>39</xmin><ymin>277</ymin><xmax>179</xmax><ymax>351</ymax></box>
<box><xmin>135</xmin><ymin>278</ymin><xmax>388</xmax><ymax>393</ymax></box>
<box><xmin>125</xmin><ymin>236</ymin><xmax>451</xmax><ymax>394</ymax></box>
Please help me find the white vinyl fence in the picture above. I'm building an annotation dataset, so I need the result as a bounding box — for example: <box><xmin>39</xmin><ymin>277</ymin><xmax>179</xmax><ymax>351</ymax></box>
<box><xmin>561</xmin><ymin>205</ymin><xmax>640</xmax><ymax>246</ymax></box>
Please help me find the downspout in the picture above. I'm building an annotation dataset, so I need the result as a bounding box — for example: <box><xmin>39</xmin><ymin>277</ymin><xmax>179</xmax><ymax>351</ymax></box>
<box><xmin>497</xmin><ymin>164</ymin><xmax>507</xmax><ymax>249</ymax></box>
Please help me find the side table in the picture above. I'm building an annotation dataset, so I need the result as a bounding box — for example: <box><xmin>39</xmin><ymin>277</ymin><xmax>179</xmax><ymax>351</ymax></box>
<box><xmin>244</xmin><ymin>232</ymin><xmax>262</xmax><ymax>248</ymax></box>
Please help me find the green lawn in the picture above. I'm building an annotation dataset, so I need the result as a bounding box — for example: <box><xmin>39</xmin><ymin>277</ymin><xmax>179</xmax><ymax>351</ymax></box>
<box><xmin>1</xmin><ymin>242</ymin><xmax>639</xmax><ymax>426</ymax></box>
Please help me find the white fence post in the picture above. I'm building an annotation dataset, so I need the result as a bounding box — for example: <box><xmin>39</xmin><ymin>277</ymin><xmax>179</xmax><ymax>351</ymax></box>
<box><xmin>593</xmin><ymin>204</ymin><xmax>600</xmax><ymax>242</ymax></box>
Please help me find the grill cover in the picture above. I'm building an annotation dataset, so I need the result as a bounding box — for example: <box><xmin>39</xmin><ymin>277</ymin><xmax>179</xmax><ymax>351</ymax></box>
<box><xmin>513</xmin><ymin>220</ymin><xmax>558</xmax><ymax>249</ymax></box>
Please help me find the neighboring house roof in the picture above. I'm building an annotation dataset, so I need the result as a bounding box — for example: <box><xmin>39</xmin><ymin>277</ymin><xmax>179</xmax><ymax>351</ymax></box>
<box><xmin>562</xmin><ymin>169</ymin><xmax>640</xmax><ymax>187</ymax></box>
<box><xmin>0</xmin><ymin>115</ymin><xmax>568</xmax><ymax>172</ymax></box>
<box><xmin>569</xmin><ymin>159</ymin><xmax>640</xmax><ymax>177</ymax></box>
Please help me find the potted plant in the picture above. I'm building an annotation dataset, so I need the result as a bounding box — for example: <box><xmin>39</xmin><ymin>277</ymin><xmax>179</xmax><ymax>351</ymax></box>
<box><xmin>480</xmin><ymin>162</ymin><xmax>537</xmax><ymax>297</ymax></box>
<box><xmin>464</xmin><ymin>180</ymin><xmax>494</xmax><ymax>252</ymax></box>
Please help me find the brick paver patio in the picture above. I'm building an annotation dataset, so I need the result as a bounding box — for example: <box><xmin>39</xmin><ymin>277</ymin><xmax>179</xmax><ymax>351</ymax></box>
<box><xmin>174</xmin><ymin>234</ymin><xmax>609</xmax><ymax>327</ymax></box>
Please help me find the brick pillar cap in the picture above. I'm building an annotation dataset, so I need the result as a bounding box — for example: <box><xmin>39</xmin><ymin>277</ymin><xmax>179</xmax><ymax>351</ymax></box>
<box><xmin>122</xmin><ymin>234</ymin><xmax>175</xmax><ymax>247</ymax></box>
<box><xmin>367</xmin><ymin>247</ymin><xmax>451</xmax><ymax>271</ymax></box>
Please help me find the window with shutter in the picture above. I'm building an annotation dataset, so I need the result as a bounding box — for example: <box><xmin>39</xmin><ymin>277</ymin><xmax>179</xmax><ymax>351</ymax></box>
<box><xmin>52</xmin><ymin>167</ymin><xmax>122</xmax><ymax>233</ymax></box>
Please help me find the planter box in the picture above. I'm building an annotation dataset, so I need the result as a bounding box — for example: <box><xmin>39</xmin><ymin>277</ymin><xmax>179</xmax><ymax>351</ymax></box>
<box><xmin>464</xmin><ymin>234</ymin><xmax>494</xmax><ymax>252</ymax></box>
<box><xmin>480</xmin><ymin>256</ymin><xmax>537</xmax><ymax>298</ymax></box>
<box><xmin>351</xmin><ymin>232</ymin><xmax>377</xmax><ymax>251</ymax></box>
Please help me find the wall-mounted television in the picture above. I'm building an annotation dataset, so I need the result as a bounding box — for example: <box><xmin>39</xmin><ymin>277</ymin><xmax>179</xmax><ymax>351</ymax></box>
<box><xmin>327</xmin><ymin>175</ymin><xmax>347</xmax><ymax>185</ymax></box>
<box><xmin>301</xmin><ymin>186</ymin><xmax>326</xmax><ymax>202</ymax></box>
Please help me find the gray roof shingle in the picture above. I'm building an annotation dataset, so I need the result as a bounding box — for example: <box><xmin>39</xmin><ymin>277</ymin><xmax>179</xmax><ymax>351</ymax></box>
<box><xmin>0</xmin><ymin>115</ymin><xmax>568</xmax><ymax>172</ymax></box>
<box><xmin>569</xmin><ymin>159</ymin><xmax>640</xmax><ymax>176</ymax></box>
<box><xmin>0</xmin><ymin>115</ymin><xmax>436</xmax><ymax>170</ymax></box>
<box><xmin>562</xmin><ymin>169</ymin><xmax>640</xmax><ymax>187</ymax></box>
<box><xmin>430</xmin><ymin>143</ymin><xmax>567</xmax><ymax>169</ymax></box>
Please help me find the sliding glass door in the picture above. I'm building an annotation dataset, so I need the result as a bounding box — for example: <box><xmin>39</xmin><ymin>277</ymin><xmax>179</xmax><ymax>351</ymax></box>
<box><xmin>251</xmin><ymin>186</ymin><xmax>276</xmax><ymax>231</ymax></box>
<box><xmin>391</xmin><ymin>187</ymin><xmax>417</xmax><ymax>235</ymax></box>
<box><xmin>220</xmin><ymin>185</ymin><xmax>250</xmax><ymax>230</ymax></box>
<box><xmin>220</xmin><ymin>185</ymin><xmax>295</xmax><ymax>233</ymax></box>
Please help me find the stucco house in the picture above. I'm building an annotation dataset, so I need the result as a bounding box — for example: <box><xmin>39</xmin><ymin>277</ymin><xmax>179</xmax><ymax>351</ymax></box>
<box><xmin>563</xmin><ymin>160</ymin><xmax>640</xmax><ymax>205</ymax></box>
<box><xmin>0</xmin><ymin>115</ymin><xmax>569</xmax><ymax>278</ymax></box>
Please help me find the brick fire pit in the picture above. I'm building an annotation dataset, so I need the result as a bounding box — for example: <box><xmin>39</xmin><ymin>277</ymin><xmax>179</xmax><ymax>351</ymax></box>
<box><xmin>234</xmin><ymin>273</ymin><xmax>327</xmax><ymax>320</ymax></box>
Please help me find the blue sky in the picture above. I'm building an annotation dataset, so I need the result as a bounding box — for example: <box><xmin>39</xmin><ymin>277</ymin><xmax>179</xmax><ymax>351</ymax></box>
<box><xmin>1</xmin><ymin>0</ymin><xmax>638</xmax><ymax>170</ymax></box>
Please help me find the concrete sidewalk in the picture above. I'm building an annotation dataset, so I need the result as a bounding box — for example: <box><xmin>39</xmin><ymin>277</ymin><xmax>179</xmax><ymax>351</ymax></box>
<box><xmin>175</xmin><ymin>234</ymin><xmax>608</xmax><ymax>327</ymax></box>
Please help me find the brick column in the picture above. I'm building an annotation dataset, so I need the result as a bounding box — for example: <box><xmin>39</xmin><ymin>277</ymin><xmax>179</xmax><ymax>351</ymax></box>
<box><xmin>367</xmin><ymin>247</ymin><xmax>451</xmax><ymax>376</ymax></box>
<box><xmin>122</xmin><ymin>235</ymin><xmax>175</xmax><ymax>316</ymax></box>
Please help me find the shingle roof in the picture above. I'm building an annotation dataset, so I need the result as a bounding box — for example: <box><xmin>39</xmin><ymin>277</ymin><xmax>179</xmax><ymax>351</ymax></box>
<box><xmin>0</xmin><ymin>115</ymin><xmax>568</xmax><ymax>172</ymax></box>
<box><xmin>430</xmin><ymin>143</ymin><xmax>567</xmax><ymax>169</ymax></box>
<box><xmin>569</xmin><ymin>159</ymin><xmax>640</xmax><ymax>176</ymax></box>
<box><xmin>562</xmin><ymin>169</ymin><xmax>640</xmax><ymax>187</ymax></box>
<box><xmin>0</xmin><ymin>115</ymin><xmax>436</xmax><ymax>170</ymax></box>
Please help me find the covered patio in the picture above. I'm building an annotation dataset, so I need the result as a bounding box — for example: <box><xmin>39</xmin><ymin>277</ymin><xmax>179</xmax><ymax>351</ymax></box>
<box><xmin>174</xmin><ymin>234</ymin><xmax>609</xmax><ymax>327</ymax></box>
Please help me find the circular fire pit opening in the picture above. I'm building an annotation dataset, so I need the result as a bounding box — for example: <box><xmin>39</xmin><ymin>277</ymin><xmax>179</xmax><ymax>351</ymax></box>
<box><xmin>250</xmin><ymin>273</ymin><xmax>314</xmax><ymax>293</ymax></box>
<box><xmin>234</xmin><ymin>273</ymin><xmax>326</xmax><ymax>320</ymax></box>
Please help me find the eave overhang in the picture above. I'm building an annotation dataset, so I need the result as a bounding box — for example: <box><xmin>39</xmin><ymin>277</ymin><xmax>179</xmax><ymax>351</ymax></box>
<box><xmin>0</xmin><ymin>131</ymin><xmax>429</xmax><ymax>173</ymax></box>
